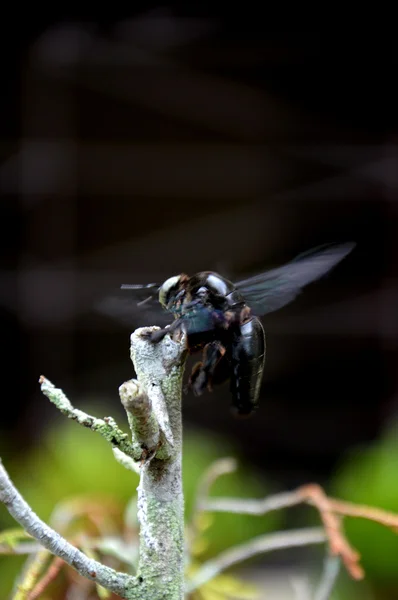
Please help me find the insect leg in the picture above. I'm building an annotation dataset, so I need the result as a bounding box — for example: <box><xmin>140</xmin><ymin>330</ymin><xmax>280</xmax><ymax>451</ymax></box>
<box><xmin>189</xmin><ymin>341</ymin><xmax>226</xmax><ymax>396</ymax></box>
<box><xmin>140</xmin><ymin>318</ymin><xmax>182</xmax><ymax>343</ymax></box>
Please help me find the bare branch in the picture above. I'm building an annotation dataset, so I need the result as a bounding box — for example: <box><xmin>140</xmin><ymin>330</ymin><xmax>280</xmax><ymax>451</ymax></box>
<box><xmin>0</xmin><ymin>528</ymin><xmax>40</xmax><ymax>556</ymax></box>
<box><xmin>297</xmin><ymin>485</ymin><xmax>362</xmax><ymax>579</ymax></box>
<box><xmin>327</xmin><ymin>497</ymin><xmax>398</xmax><ymax>531</ymax></box>
<box><xmin>186</xmin><ymin>527</ymin><xmax>326</xmax><ymax>593</ymax></box>
<box><xmin>202</xmin><ymin>481</ymin><xmax>398</xmax><ymax>581</ymax></box>
<box><xmin>195</xmin><ymin>458</ymin><xmax>238</xmax><ymax>511</ymax></box>
<box><xmin>201</xmin><ymin>490</ymin><xmax>303</xmax><ymax>515</ymax></box>
<box><xmin>0</xmin><ymin>460</ymin><xmax>130</xmax><ymax>597</ymax></box>
<box><xmin>0</xmin><ymin>542</ymin><xmax>42</xmax><ymax>555</ymax></box>
<box><xmin>190</xmin><ymin>457</ymin><xmax>237</xmax><ymax>540</ymax></box>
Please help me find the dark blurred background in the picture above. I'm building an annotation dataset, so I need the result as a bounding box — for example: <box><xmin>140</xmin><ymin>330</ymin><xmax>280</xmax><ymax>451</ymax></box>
<box><xmin>1</xmin><ymin>12</ymin><xmax>398</xmax><ymax>487</ymax></box>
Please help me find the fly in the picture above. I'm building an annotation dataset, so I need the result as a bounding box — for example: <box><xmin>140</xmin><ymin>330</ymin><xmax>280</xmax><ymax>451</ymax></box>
<box><xmin>101</xmin><ymin>242</ymin><xmax>355</xmax><ymax>418</ymax></box>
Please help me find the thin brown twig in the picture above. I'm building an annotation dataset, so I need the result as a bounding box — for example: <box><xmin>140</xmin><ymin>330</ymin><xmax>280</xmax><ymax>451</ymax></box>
<box><xmin>201</xmin><ymin>479</ymin><xmax>398</xmax><ymax>582</ymax></box>
<box><xmin>328</xmin><ymin>497</ymin><xmax>398</xmax><ymax>532</ymax></box>
<box><xmin>297</xmin><ymin>484</ymin><xmax>363</xmax><ymax>579</ymax></box>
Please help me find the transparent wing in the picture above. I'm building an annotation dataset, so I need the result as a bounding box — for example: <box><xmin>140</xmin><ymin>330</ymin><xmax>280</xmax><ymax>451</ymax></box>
<box><xmin>96</xmin><ymin>287</ymin><xmax>228</xmax><ymax>334</ymax></box>
<box><xmin>94</xmin><ymin>282</ymin><xmax>172</xmax><ymax>328</ymax></box>
<box><xmin>235</xmin><ymin>242</ymin><xmax>355</xmax><ymax>316</ymax></box>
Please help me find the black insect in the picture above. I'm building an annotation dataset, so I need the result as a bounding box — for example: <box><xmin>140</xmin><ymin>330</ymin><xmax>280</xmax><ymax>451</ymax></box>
<box><xmin>98</xmin><ymin>242</ymin><xmax>355</xmax><ymax>418</ymax></box>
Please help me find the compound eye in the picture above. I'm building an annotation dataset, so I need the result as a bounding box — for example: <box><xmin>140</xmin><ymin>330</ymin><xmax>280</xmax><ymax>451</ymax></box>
<box><xmin>159</xmin><ymin>275</ymin><xmax>182</xmax><ymax>308</ymax></box>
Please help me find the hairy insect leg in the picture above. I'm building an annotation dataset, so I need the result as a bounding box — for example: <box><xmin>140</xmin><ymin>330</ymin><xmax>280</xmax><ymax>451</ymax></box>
<box><xmin>189</xmin><ymin>341</ymin><xmax>226</xmax><ymax>396</ymax></box>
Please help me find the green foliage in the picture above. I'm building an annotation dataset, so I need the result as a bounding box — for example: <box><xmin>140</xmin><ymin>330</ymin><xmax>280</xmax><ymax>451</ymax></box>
<box><xmin>188</xmin><ymin>572</ymin><xmax>259</xmax><ymax>600</ymax></box>
<box><xmin>9</xmin><ymin>420</ymin><xmax>139</xmax><ymax>523</ymax></box>
<box><xmin>323</xmin><ymin>573</ymin><xmax>377</xmax><ymax>600</ymax></box>
<box><xmin>0</xmin><ymin>417</ymin><xmax>138</xmax><ymax>596</ymax></box>
<box><xmin>331</xmin><ymin>421</ymin><xmax>398</xmax><ymax>586</ymax></box>
<box><xmin>0</xmin><ymin>419</ymin><xmax>278</xmax><ymax>598</ymax></box>
<box><xmin>183</xmin><ymin>429</ymin><xmax>282</xmax><ymax>559</ymax></box>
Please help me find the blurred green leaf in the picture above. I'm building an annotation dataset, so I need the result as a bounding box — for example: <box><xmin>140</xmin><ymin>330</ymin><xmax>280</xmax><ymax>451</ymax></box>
<box><xmin>189</xmin><ymin>570</ymin><xmax>259</xmax><ymax>599</ymax></box>
<box><xmin>0</xmin><ymin>528</ymin><xmax>32</xmax><ymax>548</ymax></box>
<box><xmin>331</xmin><ymin>421</ymin><xmax>398</xmax><ymax>584</ymax></box>
<box><xmin>1</xmin><ymin>417</ymin><xmax>279</xmax><ymax>597</ymax></box>
<box><xmin>183</xmin><ymin>429</ymin><xmax>282</xmax><ymax>559</ymax></box>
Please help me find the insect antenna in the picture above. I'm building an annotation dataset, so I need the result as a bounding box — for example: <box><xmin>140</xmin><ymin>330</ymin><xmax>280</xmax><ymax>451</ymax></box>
<box><xmin>120</xmin><ymin>283</ymin><xmax>159</xmax><ymax>290</ymax></box>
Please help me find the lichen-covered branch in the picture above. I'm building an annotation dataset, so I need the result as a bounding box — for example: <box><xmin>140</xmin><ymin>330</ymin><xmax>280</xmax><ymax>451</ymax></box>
<box><xmin>119</xmin><ymin>379</ymin><xmax>160</xmax><ymax>458</ymax></box>
<box><xmin>1</xmin><ymin>325</ymin><xmax>188</xmax><ymax>599</ymax></box>
<box><xmin>112</xmin><ymin>448</ymin><xmax>141</xmax><ymax>474</ymax></box>
<box><xmin>0</xmin><ymin>460</ymin><xmax>130</xmax><ymax>597</ymax></box>
<box><xmin>124</xmin><ymin>326</ymin><xmax>187</xmax><ymax>600</ymax></box>
<box><xmin>39</xmin><ymin>376</ymin><xmax>139</xmax><ymax>460</ymax></box>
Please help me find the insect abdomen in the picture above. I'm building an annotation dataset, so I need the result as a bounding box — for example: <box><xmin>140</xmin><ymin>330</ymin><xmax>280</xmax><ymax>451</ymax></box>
<box><xmin>229</xmin><ymin>316</ymin><xmax>266</xmax><ymax>417</ymax></box>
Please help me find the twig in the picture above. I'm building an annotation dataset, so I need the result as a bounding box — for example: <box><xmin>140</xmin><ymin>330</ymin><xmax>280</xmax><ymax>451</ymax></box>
<box><xmin>190</xmin><ymin>457</ymin><xmax>237</xmax><ymax>540</ymax></box>
<box><xmin>201</xmin><ymin>482</ymin><xmax>398</xmax><ymax>581</ymax></box>
<box><xmin>201</xmin><ymin>490</ymin><xmax>304</xmax><ymax>515</ymax></box>
<box><xmin>0</xmin><ymin>542</ymin><xmax>42</xmax><ymax>555</ymax></box>
<box><xmin>0</xmin><ymin>460</ymin><xmax>130</xmax><ymax>597</ymax></box>
<box><xmin>194</xmin><ymin>458</ymin><xmax>238</xmax><ymax>512</ymax></box>
<box><xmin>12</xmin><ymin>548</ymin><xmax>51</xmax><ymax>600</ymax></box>
<box><xmin>112</xmin><ymin>448</ymin><xmax>141</xmax><ymax>474</ymax></box>
<box><xmin>39</xmin><ymin>376</ymin><xmax>139</xmax><ymax>460</ymax></box>
<box><xmin>328</xmin><ymin>497</ymin><xmax>398</xmax><ymax>531</ymax></box>
<box><xmin>186</xmin><ymin>527</ymin><xmax>326</xmax><ymax>593</ymax></box>
<box><xmin>298</xmin><ymin>485</ymin><xmax>362</xmax><ymax>579</ymax></box>
<box><xmin>313</xmin><ymin>555</ymin><xmax>341</xmax><ymax>600</ymax></box>
<box><xmin>28</xmin><ymin>556</ymin><xmax>65</xmax><ymax>600</ymax></box>
<box><xmin>0</xmin><ymin>528</ymin><xmax>33</xmax><ymax>544</ymax></box>
<box><xmin>0</xmin><ymin>528</ymin><xmax>41</xmax><ymax>555</ymax></box>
